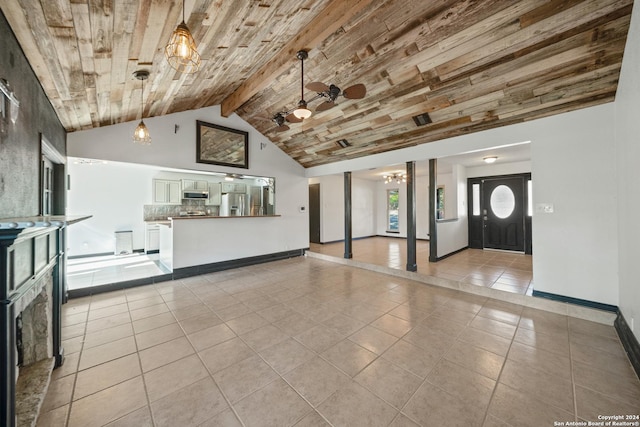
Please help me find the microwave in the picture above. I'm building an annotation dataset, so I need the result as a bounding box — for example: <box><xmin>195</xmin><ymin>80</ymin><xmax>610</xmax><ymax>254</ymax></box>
<box><xmin>182</xmin><ymin>190</ymin><xmax>209</xmax><ymax>199</ymax></box>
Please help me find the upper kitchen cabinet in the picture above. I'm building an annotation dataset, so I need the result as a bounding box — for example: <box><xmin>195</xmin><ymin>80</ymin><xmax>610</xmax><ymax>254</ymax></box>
<box><xmin>153</xmin><ymin>179</ymin><xmax>181</xmax><ymax>204</ymax></box>
<box><xmin>182</xmin><ymin>179</ymin><xmax>208</xmax><ymax>190</ymax></box>
<box><xmin>206</xmin><ymin>182</ymin><xmax>222</xmax><ymax>206</ymax></box>
<box><xmin>222</xmin><ymin>182</ymin><xmax>246</xmax><ymax>193</ymax></box>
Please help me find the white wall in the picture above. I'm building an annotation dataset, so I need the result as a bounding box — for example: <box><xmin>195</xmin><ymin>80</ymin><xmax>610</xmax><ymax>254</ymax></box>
<box><xmin>615</xmin><ymin>1</ymin><xmax>640</xmax><ymax>339</ymax></box>
<box><xmin>306</xmin><ymin>103</ymin><xmax>620</xmax><ymax>306</ymax></box>
<box><xmin>437</xmin><ymin>164</ymin><xmax>469</xmax><ymax>257</ymax></box>
<box><xmin>67</xmin><ymin>105</ymin><xmax>309</xmax><ymax>260</ymax></box>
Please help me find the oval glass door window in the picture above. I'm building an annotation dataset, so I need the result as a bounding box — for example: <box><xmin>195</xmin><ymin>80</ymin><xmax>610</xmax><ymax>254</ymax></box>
<box><xmin>490</xmin><ymin>185</ymin><xmax>515</xmax><ymax>219</ymax></box>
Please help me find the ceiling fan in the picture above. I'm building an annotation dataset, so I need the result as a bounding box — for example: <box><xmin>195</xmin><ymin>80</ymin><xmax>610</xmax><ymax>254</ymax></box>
<box><xmin>269</xmin><ymin>50</ymin><xmax>367</xmax><ymax>132</ymax></box>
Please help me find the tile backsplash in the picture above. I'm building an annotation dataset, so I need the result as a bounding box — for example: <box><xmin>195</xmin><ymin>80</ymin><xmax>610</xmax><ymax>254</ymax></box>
<box><xmin>143</xmin><ymin>201</ymin><xmax>219</xmax><ymax>221</ymax></box>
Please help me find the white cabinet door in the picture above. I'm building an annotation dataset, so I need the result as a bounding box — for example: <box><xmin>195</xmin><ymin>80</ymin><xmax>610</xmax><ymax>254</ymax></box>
<box><xmin>153</xmin><ymin>179</ymin><xmax>181</xmax><ymax>204</ymax></box>
<box><xmin>195</xmin><ymin>180</ymin><xmax>208</xmax><ymax>190</ymax></box>
<box><xmin>182</xmin><ymin>179</ymin><xmax>195</xmax><ymax>190</ymax></box>
<box><xmin>206</xmin><ymin>182</ymin><xmax>221</xmax><ymax>205</ymax></box>
<box><xmin>145</xmin><ymin>225</ymin><xmax>160</xmax><ymax>252</ymax></box>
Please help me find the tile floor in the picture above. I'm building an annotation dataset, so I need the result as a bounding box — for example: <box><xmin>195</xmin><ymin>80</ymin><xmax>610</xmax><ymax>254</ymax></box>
<box><xmin>310</xmin><ymin>237</ymin><xmax>534</xmax><ymax>295</ymax></box>
<box><xmin>67</xmin><ymin>254</ymin><xmax>168</xmax><ymax>290</ymax></box>
<box><xmin>38</xmin><ymin>256</ymin><xmax>639</xmax><ymax>427</ymax></box>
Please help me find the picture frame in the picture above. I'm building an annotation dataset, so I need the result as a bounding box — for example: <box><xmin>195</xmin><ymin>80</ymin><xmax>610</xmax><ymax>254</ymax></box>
<box><xmin>196</xmin><ymin>120</ymin><xmax>249</xmax><ymax>169</ymax></box>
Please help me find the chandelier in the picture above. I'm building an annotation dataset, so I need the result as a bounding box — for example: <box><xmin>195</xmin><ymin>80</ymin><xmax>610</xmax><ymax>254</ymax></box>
<box><xmin>383</xmin><ymin>173</ymin><xmax>406</xmax><ymax>184</ymax></box>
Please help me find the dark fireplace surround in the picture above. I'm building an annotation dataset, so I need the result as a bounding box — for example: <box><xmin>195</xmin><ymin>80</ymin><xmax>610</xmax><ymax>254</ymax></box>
<box><xmin>1</xmin><ymin>225</ymin><xmax>67</xmax><ymax>427</ymax></box>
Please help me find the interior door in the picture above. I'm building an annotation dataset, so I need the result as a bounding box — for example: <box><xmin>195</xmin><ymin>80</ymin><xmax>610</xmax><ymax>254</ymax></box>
<box><xmin>309</xmin><ymin>183</ymin><xmax>321</xmax><ymax>243</ymax></box>
<box><xmin>483</xmin><ymin>177</ymin><xmax>525</xmax><ymax>251</ymax></box>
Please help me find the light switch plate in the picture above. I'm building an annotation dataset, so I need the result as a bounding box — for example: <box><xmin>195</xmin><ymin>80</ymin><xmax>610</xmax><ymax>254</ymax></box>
<box><xmin>535</xmin><ymin>203</ymin><xmax>554</xmax><ymax>213</ymax></box>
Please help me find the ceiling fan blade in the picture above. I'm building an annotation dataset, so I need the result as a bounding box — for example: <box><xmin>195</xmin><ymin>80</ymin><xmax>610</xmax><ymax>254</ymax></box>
<box><xmin>306</xmin><ymin>82</ymin><xmax>329</xmax><ymax>93</ymax></box>
<box><xmin>285</xmin><ymin>113</ymin><xmax>303</xmax><ymax>123</ymax></box>
<box><xmin>275</xmin><ymin>125</ymin><xmax>290</xmax><ymax>132</ymax></box>
<box><xmin>343</xmin><ymin>83</ymin><xmax>366</xmax><ymax>99</ymax></box>
<box><xmin>316</xmin><ymin>101</ymin><xmax>335</xmax><ymax>112</ymax></box>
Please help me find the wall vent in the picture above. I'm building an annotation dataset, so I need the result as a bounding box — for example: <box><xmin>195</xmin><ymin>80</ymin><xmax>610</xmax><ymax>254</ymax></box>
<box><xmin>336</xmin><ymin>139</ymin><xmax>351</xmax><ymax>148</ymax></box>
<box><xmin>412</xmin><ymin>113</ymin><xmax>432</xmax><ymax>126</ymax></box>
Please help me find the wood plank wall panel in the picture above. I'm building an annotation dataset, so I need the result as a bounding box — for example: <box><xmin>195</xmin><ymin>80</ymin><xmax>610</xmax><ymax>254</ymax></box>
<box><xmin>0</xmin><ymin>0</ymin><xmax>633</xmax><ymax>167</ymax></box>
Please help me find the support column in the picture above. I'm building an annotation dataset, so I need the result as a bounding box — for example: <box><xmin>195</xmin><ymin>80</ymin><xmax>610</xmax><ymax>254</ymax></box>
<box><xmin>429</xmin><ymin>159</ymin><xmax>438</xmax><ymax>262</ymax></box>
<box><xmin>406</xmin><ymin>161</ymin><xmax>417</xmax><ymax>271</ymax></box>
<box><xmin>344</xmin><ymin>171</ymin><xmax>353</xmax><ymax>259</ymax></box>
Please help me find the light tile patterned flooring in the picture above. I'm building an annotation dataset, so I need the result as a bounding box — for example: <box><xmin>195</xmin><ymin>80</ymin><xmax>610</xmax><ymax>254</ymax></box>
<box><xmin>309</xmin><ymin>237</ymin><xmax>534</xmax><ymax>295</ymax></box>
<box><xmin>38</xmin><ymin>257</ymin><xmax>639</xmax><ymax>426</ymax></box>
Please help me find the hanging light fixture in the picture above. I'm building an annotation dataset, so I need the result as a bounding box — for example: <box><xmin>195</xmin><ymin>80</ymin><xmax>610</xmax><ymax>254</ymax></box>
<box><xmin>383</xmin><ymin>173</ymin><xmax>406</xmax><ymax>184</ymax></box>
<box><xmin>165</xmin><ymin>0</ymin><xmax>201</xmax><ymax>74</ymax></box>
<box><xmin>133</xmin><ymin>70</ymin><xmax>151</xmax><ymax>145</ymax></box>
<box><xmin>292</xmin><ymin>50</ymin><xmax>312</xmax><ymax>120</ymax></box>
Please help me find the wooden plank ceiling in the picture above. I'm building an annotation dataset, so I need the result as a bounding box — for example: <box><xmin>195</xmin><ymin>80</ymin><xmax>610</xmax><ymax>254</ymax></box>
<box><xmin>1</xmin><ymin>0</ymin><xmax>633</xmax><ymax>168</ymax></box>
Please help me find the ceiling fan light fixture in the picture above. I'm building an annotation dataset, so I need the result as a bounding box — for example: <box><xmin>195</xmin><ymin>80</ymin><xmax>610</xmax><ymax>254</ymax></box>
<box><xmin>165</xmin><ymin>1</ymin><xmax>201</xmax><ymax>74</ymax></box>
<box><xmin>293</xmin><ymin>100</ymin><xmax>312</xmax><ymax>119</ymax></box>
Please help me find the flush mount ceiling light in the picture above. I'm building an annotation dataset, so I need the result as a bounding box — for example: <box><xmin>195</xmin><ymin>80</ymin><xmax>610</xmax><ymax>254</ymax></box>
<box><xmin>132</xmin><ymin>70</ymin><xmax>151</xmax><ymax>145</ymax></box>
<box><xmin>292</xmin><ymin>51</ymin><xmax>312</xmax><ymax>120</ymax></box>
<box><xmin>165</xmin><ymin>0</ymin><xmax>201</xmax><ymax>74</ymax></box>
<box><xmin>383</xmin><ymin>173</ymin><xmax>406</xmax><ymax>184</ymax></box>
<box><xmin>483</xmin><ymin>156</ymin><xmax>498</xmax><ymax>164</ymax></box>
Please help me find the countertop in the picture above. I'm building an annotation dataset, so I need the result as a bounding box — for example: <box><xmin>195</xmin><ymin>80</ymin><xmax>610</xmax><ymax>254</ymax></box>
<box><xmin>168</xmin><ymin>215</ymin><xmax>281</xmax><ymax>220</ymax></box>
<box><xmin>0</xmin><ymin>215</ymin><xmax>92</xmax><ymax>230</ymax></box>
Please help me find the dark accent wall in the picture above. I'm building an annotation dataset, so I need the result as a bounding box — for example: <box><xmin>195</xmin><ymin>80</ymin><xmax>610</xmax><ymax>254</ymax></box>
<box><xmin>0</xmin><ymin>9</ymin><xmax>66</xmax><ymax>218</ymax></box>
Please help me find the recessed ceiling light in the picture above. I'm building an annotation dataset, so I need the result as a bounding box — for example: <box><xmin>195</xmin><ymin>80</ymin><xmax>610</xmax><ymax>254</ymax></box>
<box><xmin>483</xmin><ymin>156</ymin><xmax>498</xmax><ymax>164</ymax></box>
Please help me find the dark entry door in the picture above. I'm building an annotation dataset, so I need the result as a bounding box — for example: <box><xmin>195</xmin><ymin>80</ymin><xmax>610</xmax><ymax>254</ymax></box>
<box><xmin>483</xmin><ymin>177</ymin><xmax>525</xmax><ymax>251</ymax></box>
<box><xmin>309</xmin><ymin>184</ymin><xmax>321</xmax><ymax>243</ymax></box>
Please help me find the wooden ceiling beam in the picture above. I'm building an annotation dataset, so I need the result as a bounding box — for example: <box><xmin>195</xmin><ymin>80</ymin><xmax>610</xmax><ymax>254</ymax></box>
<box><xmin>219</xmin><ymin>0</ymin><xmax>376</xmax><ymax>117</ymax></box>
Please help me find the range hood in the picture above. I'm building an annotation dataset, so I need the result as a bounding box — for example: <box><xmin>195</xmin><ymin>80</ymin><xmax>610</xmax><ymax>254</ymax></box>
<box><xmin>182</xmin><ymin>190</ymin><xmax>209</xmax><ymax>199</ymax></box>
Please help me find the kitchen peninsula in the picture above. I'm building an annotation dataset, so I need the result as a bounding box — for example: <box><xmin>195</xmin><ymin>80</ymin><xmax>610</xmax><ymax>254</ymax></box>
<box><xmin>157</xmin><ymin>213</ymin><xmax>288</xmax><ymax>274</ymax></box>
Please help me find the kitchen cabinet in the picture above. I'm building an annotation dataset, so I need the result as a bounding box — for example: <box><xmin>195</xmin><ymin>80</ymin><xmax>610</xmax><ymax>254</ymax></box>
<box><xmin>222</xmin><ymin>182</ymin><xmax>246</xmax><ymax>193</ymax></box>
<box><xmin>145</xmin><ymin>224</ymin><xmax>160</xmax><ymax>253</ymax></box>
<box><xmin>182</xmin><ymin>179</ymin><xmax>208</xmax><ymax>190</ymax></box>
<box><xmin>206</xmin><ymin>182</ymin><xmax>222</xmax><ymax>205</ymax></box>
<box><xmin>153</xmin><ymin>179</ymin><xmax>181</xmax><ymax>204</ymax></box>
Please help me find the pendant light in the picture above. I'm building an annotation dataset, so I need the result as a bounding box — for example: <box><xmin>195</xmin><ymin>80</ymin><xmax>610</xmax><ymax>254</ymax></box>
<box><xmin>133</xmin><ymin>70</ymin><xmax>151</xmax><ymax>145</ymax></box>
<box><xmin>165</xmin><ymin>0</ymin><xmax>201</xmax><ymax>74</ymax></box>
<box><xmin>292</xmin><ymin>50</ymin><xmax>312</xmax><ymax>120</ymax></box>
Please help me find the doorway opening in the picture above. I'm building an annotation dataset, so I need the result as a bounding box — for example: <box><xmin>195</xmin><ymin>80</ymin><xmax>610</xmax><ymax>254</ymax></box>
<box><xmin>468</xmin><ymin>173</ymin><xmax>532</xmax><ymax>254</ymax></box>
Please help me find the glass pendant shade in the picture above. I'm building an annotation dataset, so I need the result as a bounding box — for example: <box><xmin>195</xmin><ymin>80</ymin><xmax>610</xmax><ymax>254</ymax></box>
<box><xmin>165</xmin><ymin>21</ymin><xmax>201</xmax><ymax>74</ymax></box>
<box><xmin>133</xmin><ymin>120</ymin><xmax>151</xmax><ymax>145</ymax></box>
<box><xmin>293</xmin><ymin>100</ymin><xmax>312</xmax><ymax>119</ymax></box>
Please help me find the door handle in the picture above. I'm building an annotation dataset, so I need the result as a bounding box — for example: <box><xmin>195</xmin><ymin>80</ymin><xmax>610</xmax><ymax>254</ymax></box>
<box><xmin>483</xmin><ymin>217</ymin><xmax>488</xmax><ymax>220</ymax></box>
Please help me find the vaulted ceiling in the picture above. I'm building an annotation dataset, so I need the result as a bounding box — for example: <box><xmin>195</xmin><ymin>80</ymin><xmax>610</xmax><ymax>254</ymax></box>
<box><xmin>1</xmin><ymin>0</ymin><xmax>633</xmax><ymax>168</ymax></box>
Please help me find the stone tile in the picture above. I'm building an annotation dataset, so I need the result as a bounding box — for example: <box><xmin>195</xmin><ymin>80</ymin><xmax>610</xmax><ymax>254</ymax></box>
<box><xmin>129</xmin><ymin>303</ymin><xmax>169</xmax><ymax>321</ymax></box>
<box><xmin>226</xmin><ymin>312</ymin><xmax>268</xmax><ymax>335</ymax></box>
<box><xmin>179</xmin><ymin>311</ymin><xmax>223</xmax><ymax>334</ymax></box>
<box><xmin>470</xmin><ymin>316</ymin><xmax>516</xmax><ymax>339</ymax></box>
<box><xmin>88</xmin><ymin>303</ymin><xmax>129</xmax><ymax>322</ymax></box>
<box><xmin>41</xmin><ymin>374</ymin><xmax>75</xmax><ymax>412</ymax></box>
<box><xmin>126</xmin><ymin>294</ymin><xmax>164</xmax><ymax>310</ymax></box>
<box><xmin>295</xmin><ymin>325</ymin><xmax>345</xmax><ymax>353</ymax></box>
<box><xmin>284</xmin><ymin>357</ymin><xmax>351</xmax><ymax>407</ymax></box>
<box><xmin>61</xmin><ymin>322</ymin><xmax>86</xmax><ymax>340</ymax></box>
<box><xmin>426</xmin><ymin>359</ymin><xmax>496</xmax><ymax>411</ymax></box>
<box><xmin>36</xmin><ymin>404</ymin><xmax>68</xmax><ymax>427</ymax></box>
<box><xmin>457</xmin><ymin>328</ymin><xmax>511</xmax><ymax>357</ymax></box>
<box><xmin>317</xmin><ymin>382</ymin><xmax>397</xmax><ymax>427</ymax></box>
<box><xmin>259</xmin><ymin>337</ymin><xmax>316</xmax><ymax>375</ymax></box>
<box><xmin>321</xmin><ymin>339</ymin><xmax>377</xmax><ymax>377</ymax></box>
<box><xmin>74</xmin><ymin>354</ymin><xmax>141</xmax><ymax>400</ymax></box>
<box><xmin>150</xmin><ymin>377</ymin><xmax>229</xmax><ymax>427</ymax></box>
<box><xmin>135</xmin><ymin>322</ymin><xmax>185</xmax><ymax>350</ymax></box>
<box><xmin>444</xmin><ymin>340</ymin><xmax>505</xmax><ymax>381</ymax></box>
<box><xmin>234</xmin><ymin>378</ymin><xmax>313</xmax><ymax>427</ymax></box>
<box><xmin>85</xmin><ymin>312</ymin><xmax>132</xmax><ymax>334</ymax></box>
<box><xmin>256</xmin><ymin>303</ymin><xmax>297</xmax><ymax>323</ymax></box>
<box><xmin>388</xmin><ymin>413</ymin><xmax>421</xmax><ymax>427</ymax></box>
<box><xmin>144</xmin><ymin>353</ymin><xmax>209</xmax><ymax>402</ymax></box>
<box><xmin>387</xmin><ymin>304</ymin><xmax>429</xmax><ymax>323</ymax></box>
<box><xmin>61</xmin><ymin>335</ymin><xmax>84</xmax><ymax>355</ymax></box>
<box><xmin>213</xmin><ymin>355</ymin><xmax>279</xmax><ymax>403</ymax></box>
<box><xmin>293</xmin><ymin>411</ymin><xmax>332</xmax><ymax>427</ymax></box>
<box><xmin>572</xmin><ymin>361</ymin><xmax>640</xmax><ymax>407</ymax></box>
<box><xmin>62</xmin><ymin>311</ymin><xmax>88</xmax><ymax>327</ymax></box>
<box><xmin>513</xmin><ymin>327</ymin><xmax>570</xmax><ymax>356</ymax></box>
<box><xmin>105</xmin><ymin>406</ymin><xmax>153</xmax><ymax>427</ymax></box>
<box><xmin>348</xmin><ymin>325</ymin><xmax>398</xmax><ymax>355</ymax></box>
<box><xmin>355</xmin><ymin>358</ymin><xmax>422</xmax><ymax>409</ymax></box>
<box><xmin>199</xmin><ymin>337</ymin><xmax>256</xmax><ymax>374</ymax></box>
<box><xmin>404</xmin><ymin>382</ymin><xmax>485</xmax><ymax>427</ymax></box>
<box><xmin>78</xmin><ymin>336</ymin><xmax>137</xmax><ymax>371</ymax></box>
<box><xmin>575</xmin><ymin>385</ymin><xmax>640</xmax><ymax>422</ymax></box>
<box><xmin>370</xmin><ymin>314</ymin><xmax>413</xmax><ymax>337</ymax></box>
<box><xmin>198</xmin><ymin>408</ymin><xmax>243</xmax><ymax>427</ymax></box>
<box><xmin>138</xmin><ymin>336</ymin><xmax>194</xmax><ymax>372</ymax></box>
<box><xmin>68</xmin><ymin>376</ymin><xmax>147</xmax><ymax>427</ymax></box>
<box><xmin>403</xmin><ymin>324</ymin><xmax>457</xmax><ymax>355</ymax></box>
<box><xmin>381</xmin><ymin>339</ymin><xmax>440</xmax><ymax>379</ymax></box>
<box><xmin>507</xmin><ymin>341</ymin><xmax>571</xmax><ymax>380</ymax></box>
<box><xmin>487</xmin><ymin>383</ymin><xmax>574</xmax><ymax>427</ymax></box>
<box><xmin>322</xmin><ymin>313</ymin><xmax>367</xmax><ymax>336</ymax></box>
<box><xmin>187</xmin><ymin>323</ymin><xmax>236</xmax><ymax>352</ymax></box>
<box><xmin>132</xmin><ymin>312</ymin><xmax>177</xmax><ymax>334</ymax></box>
<box><xmin>51</xmin><ymin>351</ymin><xmax>80</xmax><ymax>380</ymax></box>
<box><xmin>83</xmin><ymin>323</ymin><xmax>134</xmax><ymax>349</ymax></box>
<box><xmin>274</xmin><ymin>313</ymin><xmax>318</xmax><ymax>336</ymax></box>
<box><xmin>240</xmin><ymin>324</ymin><xmax>289</xmax><ymax>352</ymax></box>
